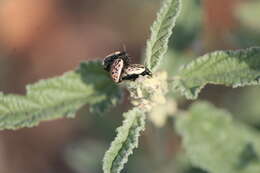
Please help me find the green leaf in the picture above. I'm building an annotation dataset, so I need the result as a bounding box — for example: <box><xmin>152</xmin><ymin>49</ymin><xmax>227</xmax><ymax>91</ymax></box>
<box><xmin>172</xmin><ymin>47</ymin><xmax>260</xmax><ymax>99</ymax></box>
<box><xmin>176</xmin><ymin>102</ymin><xmax>260</xmax><ymax>173</ymax></box>
<box><xmin>76</xmin><ymin>61</ymin><xmax>122</xmax><ymax>115</ymax></box>
<box><xmin>0</xmin><ymin>61</ymin><xmax>122</xmax><ymax>130</ymax></box>
<box><xmin>103</xmin><ymin>108</ymin><xmax>146</xmax><ymax>173</ymax></box>
<box><xmin>145</xmin><ymin>0</ymin><xmax>181</xmax><ymax>71</ymax></box>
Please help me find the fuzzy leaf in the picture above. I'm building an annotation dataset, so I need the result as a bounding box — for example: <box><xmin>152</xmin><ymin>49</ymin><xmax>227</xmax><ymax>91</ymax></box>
<box><xmin>172</xmin><ymin>47</ymin><xmax>260</xmax><ymax>99</ymax></box>
<box><xmin>145</xmin><ymin>0</ymin><xmax>181</xmax><ymax>71</ymax></box>
<box><xmin>76</xmin><ymin>61</ymin><xmax>122</xmax><ymax>115</ymax></box>
<box><xmin>0</xmin><ymin>61</ymin><xmax>121</xmax><ymax>130</ymax></box>
<box><xmin>176</xmin><ymin>102</ymin><xmax>260</xmax><ymax>173</ymax></box>
<box><xmin>103</xmin><ymin>108</ymin><xmax>146</xmax><ymax>173</ymax></box>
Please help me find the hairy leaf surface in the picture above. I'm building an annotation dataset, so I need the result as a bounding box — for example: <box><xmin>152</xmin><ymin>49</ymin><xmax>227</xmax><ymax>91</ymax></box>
<box><xmin>145</xmin><ymin>0</ymin><xmax>181</xmax><ymax>71</ymax></box>
<box><xmin>176</xmin><ymin>102</ymin><xmax>260</xmax><ymax>173</ymax></box>
<box><xmin>173</xmin><ymin>47</ymin><xmax>260</xmax><ymax>99</ymax></box>
<box><xmin>0</xmin><ymin>61</ymin><xmax>121</xmax><ymax>130</ymax></box>
<box><xmin>103</xmin><ymin>108</ymin><xmax>145</xmax><ymax>173</ymax></box>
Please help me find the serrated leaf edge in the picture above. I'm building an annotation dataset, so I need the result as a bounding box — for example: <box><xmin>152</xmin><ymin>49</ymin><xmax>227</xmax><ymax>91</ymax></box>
<box><xmin>145</xmin><ymin>0</ymin><xmax>181</xmax><ymax>71</ymax></box>
<box><xmin>103</xmin><ymin>108</ymin><xmax>146</xmax><ymax>173</ymax></box>
<box><xmin>173</xmin><ymin>47</ymin><xmax>260</xmax><ymax>99</ymax></box>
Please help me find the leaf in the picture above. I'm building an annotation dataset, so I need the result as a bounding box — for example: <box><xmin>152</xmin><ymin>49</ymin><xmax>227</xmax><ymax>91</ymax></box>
<box><xmin>172</xmin><ymin>47</ymin><xmax>260</xmax><ymax>99</ymax></box>
<box><xmin>103</xmin><ymin>108</ymin><xmax>146</xmax><ymax>173</ymax></box>
<box><xmin>145</xmin><ymin>0</ymin><xmax>181</xmax><ymax>72</ymax></box>
<box><xmin>76</xmin><ymin>61</ymin><xmax>122</xmax><ymax>115</ymax></box>
<box><xmin>176</xmin><ymin>102</ymin><xmax>260</xmax><ymax>173</ymax></box>
<box><xmin>0</xmin><ymin>61</ymin><xmax>122</xmax><ymax>130</ymax></box>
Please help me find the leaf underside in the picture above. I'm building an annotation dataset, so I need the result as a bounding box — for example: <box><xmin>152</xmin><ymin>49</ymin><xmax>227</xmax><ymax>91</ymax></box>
<box><xmin>173</xmin><ymin>47</ymin><xmax>260</xmax><ymax>99</ymax></box>
<box><xmin>145</xmin><ymin>0</ymin><xmax>181</xmax><ymax>72</ymax></box>
<box><xmin>0</xmin><ymin>61</ymin><xmax>122</xmax><ymax>130</ymax></box>
<box><xmin>176</xmin><ymin>102</ymin><xmax>260</xmax><ymax>173</ymax></box>
<box><xmin>103</xmin><ymin>108</ymin><xmax>146</xmax><ymax>173</ymax></box>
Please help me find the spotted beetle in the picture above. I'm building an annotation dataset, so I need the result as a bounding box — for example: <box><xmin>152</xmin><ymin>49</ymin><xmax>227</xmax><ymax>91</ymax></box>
<box><xmin>103</xmin><ymin>51</ymin><xmax>129</xmax><ymax>72</ymax></box>
<box><xmin>103</xmin><ymin>51</ymin><xmax>152</xmax><ymax>83</ymax></box>
<box><xmin>121</xmin><ymin>64</ymin><xmax>152</xmax><ymax>81</ymax></box>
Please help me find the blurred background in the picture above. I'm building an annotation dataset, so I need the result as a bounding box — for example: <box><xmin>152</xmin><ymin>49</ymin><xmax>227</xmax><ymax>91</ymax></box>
<box><xmin>0</xmin><ymin>0</ymin><xmax>260</xmax><ymax>172</ymax></box>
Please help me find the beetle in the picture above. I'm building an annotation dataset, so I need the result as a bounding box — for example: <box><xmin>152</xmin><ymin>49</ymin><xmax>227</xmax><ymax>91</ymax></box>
<box><xmin>103</xmin><ymin>51</ymin><xmax>129</xmax><ymax>72</ymax></box>
<box><xmin>109</xmin><ymin>58</ymin><xmax>125</xmax><ymax>83</ymax></box>
<box><xmin>121</xmin><ymin>64</ymin><xmax>152</xmax><ymax>81</ymax></box>
<box><xmin>103</xmin><ymin>51</ymin><xmax>152</xmax><ymax>83</ymax></box>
